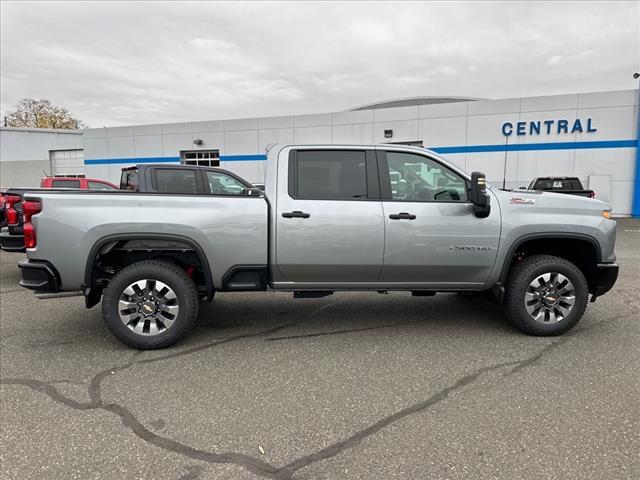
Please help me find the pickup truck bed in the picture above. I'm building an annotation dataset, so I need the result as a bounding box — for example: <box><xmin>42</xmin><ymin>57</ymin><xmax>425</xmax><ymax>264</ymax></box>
<box><xmin>527</xmin><ymin>177</ymin><xmax>595</xmax><ymax>198</ymax></box>
<box><xmin>17</xmin><ymin>144</ymin><xmax>618</xmax><ymax>349</ymax></box>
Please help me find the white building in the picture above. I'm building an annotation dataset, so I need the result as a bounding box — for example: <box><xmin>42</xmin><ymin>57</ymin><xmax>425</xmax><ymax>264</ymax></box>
<box><xmin>1</xmin><ymin>89</ymin><xmax>639</xmax><ymax>216</ymax></box>
<box><xmin>0</xmin><ymin>127</ymin><xmax>83</xmax><ymax>187</ymax></box>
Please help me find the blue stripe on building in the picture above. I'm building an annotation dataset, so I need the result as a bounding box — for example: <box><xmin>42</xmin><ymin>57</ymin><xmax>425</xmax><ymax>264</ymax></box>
<box><xmin>430</xmin><ymin>139</ymin><xmax>637</xmax><ymax>154</ymax></box>
<box><xmin>85</xmin><ymin>156</ymin><xmax>180</xmax><ymax>165</ymax></box>
<box><xmin>84</xmin><ymin>140</ymin><xmax>637</xmax><ymax>165</ymax></box>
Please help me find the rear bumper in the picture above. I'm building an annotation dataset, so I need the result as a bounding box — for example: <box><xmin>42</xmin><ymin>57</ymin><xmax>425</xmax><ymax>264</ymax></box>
<box><xmin>18</xmin><ymin>260</ymin><xmax>60</xmax><ymax>292</ymax></box>
<box><xmin>592</xmin><ymin>263</ymin><xmax>619</xmax><ymax>298</ymax></box>
<box><xmin>0</xmin><ymin>227</ymin><xmax>25</xmax><ymax>252</ymax></box>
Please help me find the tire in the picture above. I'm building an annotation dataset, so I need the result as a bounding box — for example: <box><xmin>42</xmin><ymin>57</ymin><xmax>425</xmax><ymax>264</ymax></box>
<box><xmin>102</xmin><ymin>260</ymin><xmax>199</xmax><ymax>349</ymax></box>
<box><xmin>504</xmin><ymin>255</ymin><xmax>588</xmax><ymax>336</ymax></box>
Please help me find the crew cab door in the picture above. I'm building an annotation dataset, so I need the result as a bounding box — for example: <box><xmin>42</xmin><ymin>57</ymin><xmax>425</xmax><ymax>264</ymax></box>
<box><xmin>377</xmin><ymin>149</ymin><xmax>501</xmax><ymax>287</ymax></box>
<box><xmin>274</xmin><ymin>148</ymin><xmax>384</xmax><ymax>284</ymax></box>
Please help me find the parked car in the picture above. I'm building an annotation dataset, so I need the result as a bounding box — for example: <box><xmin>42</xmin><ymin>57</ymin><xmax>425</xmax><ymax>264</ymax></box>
<box><xmin>525</xmin><ymin>177</ymin><xmax>595</xmax><ymax>198</ymax></box>
<box><xmin>0</xmin><ymin>177</ymin><xmax>118</xmax><ymax>252</ymax></box>
<box><xmin>119</xmin><ymin>164</ymin><xmax>259</xmax><ymax>195</ymax></box>
<box><xmin>18</xmin><ymin>144</ymin><xmax>618</xmax><ymax>349</ymax></box>
<box><xmin>0</xmin><ymin>191</ymin><xmax>7</xmax><ymax>229</ymax></box>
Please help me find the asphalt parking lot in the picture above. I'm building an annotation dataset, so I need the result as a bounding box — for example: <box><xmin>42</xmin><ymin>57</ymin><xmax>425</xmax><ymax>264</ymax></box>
<box><xmin>1</xmin><ymin>219</ymin><xmax>638</xmax><ymax>480</ymax></box>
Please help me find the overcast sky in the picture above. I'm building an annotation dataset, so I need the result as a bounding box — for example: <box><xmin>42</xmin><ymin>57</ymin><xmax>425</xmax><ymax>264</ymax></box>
<box><xmin>1</xmin><ymin>1</ymin><xmax>638</xmax><ymax>127</ymax></box>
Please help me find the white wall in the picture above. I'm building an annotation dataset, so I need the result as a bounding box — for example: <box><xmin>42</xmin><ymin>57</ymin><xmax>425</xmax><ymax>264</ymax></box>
<box><xmin>0</xmin><ymin>127</ymin><xmax>83</xmax><ymax>187</ymax></box>
<box><xmin>83</xmin><ymin>89</ymin><xmax>638</xmax><ymax>215</ymax></box>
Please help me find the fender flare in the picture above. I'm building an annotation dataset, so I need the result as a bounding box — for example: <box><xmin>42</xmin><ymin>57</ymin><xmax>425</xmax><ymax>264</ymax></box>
<box><xmin>497</xmin><ymin>232</ymin><xmax>602</xmax><ymax>284</ymax></box>
<box><xmin>83</xmin><ymin>233</ymin><xmax>215</xmax><ymax>303</ymax></box>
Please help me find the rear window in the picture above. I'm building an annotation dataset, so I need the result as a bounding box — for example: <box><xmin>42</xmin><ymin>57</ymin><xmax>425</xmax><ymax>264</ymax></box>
<box><xmin>533</xmin><ymin>179</ymin><xmax>582</xmax><ymax>190</ymax></box>
<box><xmin>154</xmin><ymin>169</ymin><xmax>198</xmax><ymax>194</ymax></box>
<box><xmin>51</xmin><ymin>179</ymin><xmax>81</xmax><ymax>188</ymax></box>
<box><xmin>291</xmin><ymin>150</ymin><xmax>367</xmax><ymax>200</ymax></box>
<box><xmin>121</xmin><ymin>170</ymin><xmax>139</xmax><ymax>191</ymax></box>
<box><xmin>88</xmin><ymin>181</ymin><xmax>117</xmax><ymax>190</ymax></box>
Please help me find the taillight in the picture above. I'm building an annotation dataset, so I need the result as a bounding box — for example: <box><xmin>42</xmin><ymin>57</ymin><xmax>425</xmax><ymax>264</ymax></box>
<box><xmin>22</xmin><ymin>199</ymin><xmax>42</xmax><ymax>249</ymax></box>
<box><xmin>590</xmin><ymin>191</ymin><xmax>596</xmax><ymax>198</ymax></box>
<box><xmin>5</xmin><ymin>195</ymin><xmax>22</xmax><ymax>225</ymax></box>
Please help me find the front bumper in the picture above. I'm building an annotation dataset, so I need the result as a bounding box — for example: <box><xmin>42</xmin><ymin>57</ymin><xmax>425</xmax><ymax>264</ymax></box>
<box><xmin>0</xmin><ymin>227</ymin><xmax>25</xmax><ymax>252</ymax></box>
<box><xmin>592</xmin><ymin>263</ymin><xmax>619</xmax><ymax>299</ymax></box>
<box><xmin>18</xmin><ymin>260</ymin><xmax>60</xmax><ymax>292</ymax></box>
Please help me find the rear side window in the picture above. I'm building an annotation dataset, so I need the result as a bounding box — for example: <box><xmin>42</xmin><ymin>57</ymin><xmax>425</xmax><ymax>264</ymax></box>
<box><xmin>291</xmin><ymin>150</ymin><xmax>367</xmax><ymax>200</ymax></box>
<box><xmin>88</xmin><ymin>181</ymin><xmax>117</xmax><ymax>190</ymax></box>
<box><xmin>51</xmin><ymin>179</ymin><xmax>81</xmax><ymax>188</ymax></box>
<box><xmin>154</xmin><ymin>169</ymin><xmax>198</xmax><ymax>194</ymax></box>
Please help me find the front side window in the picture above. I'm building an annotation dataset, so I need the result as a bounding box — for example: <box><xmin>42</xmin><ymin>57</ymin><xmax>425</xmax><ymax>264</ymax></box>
<box><xmin>51</xmin><ymin>179</ymin><xmax>81</xmax><ymax>188</ymax></box>
<box><xmin>206</xmin><ymin>171</ymin><xmax>247</xmax><ymax>195</ymax></box>
<box><xmin>293</xmin><ymin>150</ymin><xmax>367</xmax><ymax>200</ymax></box>
<box><xmin>154</xmin><ymin>169</ymin><xmax>198</xmax><ymax>194</ymax></box>
<box><xmin>384</xmin><ymin>151</ymin><xmax>468</xmax><ymax>202</ymax></box>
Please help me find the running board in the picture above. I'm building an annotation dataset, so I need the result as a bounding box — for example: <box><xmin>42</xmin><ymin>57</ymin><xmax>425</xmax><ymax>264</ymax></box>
<box><xmin>293</xmin><ymin>291</ymin><xmax>334</xmax><ymax>299</ymax></box>
<box><xmin>35</xmin><ymin>290</ymin><xmax>83</xmax><ymax>299</ymax></box>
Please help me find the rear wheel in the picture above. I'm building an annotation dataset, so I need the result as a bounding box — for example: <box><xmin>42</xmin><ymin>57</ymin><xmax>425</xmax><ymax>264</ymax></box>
<box><xmin>102</xmin><ymin>260</ymin><xmax>199</xmax><ymax>349</ymax></box>
<box><xmin>504</xmin><ymin>255</ymin><xmax>588</xmax><ymax>336</ymax></box>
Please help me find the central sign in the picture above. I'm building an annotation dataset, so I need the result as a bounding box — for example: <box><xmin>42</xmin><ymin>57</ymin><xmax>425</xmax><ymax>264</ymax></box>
<box><xmin>502</xmin><ymin>118</ymin><xmax>596</xmax><ymax>137</ymax></box>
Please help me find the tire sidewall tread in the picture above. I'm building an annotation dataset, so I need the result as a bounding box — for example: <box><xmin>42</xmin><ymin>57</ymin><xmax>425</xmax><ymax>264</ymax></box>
<box><xmin>102</xmin><ymin>260</ymin><xmax>199</xmax><ymax>349</ymax></box>
<box><xmin>504</xmin><ymin>254</ymin><xmax>588</xmax><ymax>336</ymax></box>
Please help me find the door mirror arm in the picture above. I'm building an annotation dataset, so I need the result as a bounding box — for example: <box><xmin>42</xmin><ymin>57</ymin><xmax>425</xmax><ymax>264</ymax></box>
<box><xmin>243</xmin><ymin>187</ymin><xmax>264</xmax><ymax>196</ymax></box>
<box><xmin>469</xmin><ymin>172</ymin><xmax>491</xmax><ymax>218</ymax></box>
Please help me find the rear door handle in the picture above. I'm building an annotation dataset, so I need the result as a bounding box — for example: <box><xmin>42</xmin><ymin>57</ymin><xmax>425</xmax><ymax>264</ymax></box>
<box><xmin>282</xmin><ymin>211</ymin><xmax>310</xmax><ymax>218</ymax></box>
<box><xmin>389</xmin><ymin>212</ymin><xmax>416</xmax><ymax>220</ymax></box>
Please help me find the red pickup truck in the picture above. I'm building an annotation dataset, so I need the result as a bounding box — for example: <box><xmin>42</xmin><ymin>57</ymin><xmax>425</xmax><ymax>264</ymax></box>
<box><xmin>1</xmin><ymin>177</ymin><xmax>118</xmax><ymax>252</ymax></box>
<box><xmin>39</xmin><ymin>177</ymin><xmax>118</xmax><ymax>190</ymax></box>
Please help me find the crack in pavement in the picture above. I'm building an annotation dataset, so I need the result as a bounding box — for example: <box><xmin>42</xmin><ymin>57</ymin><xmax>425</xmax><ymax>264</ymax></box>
<box><xmin>265</xmin><ymin>310</ymin><xmax>480</xmax><ymax>342</ymax></box>
<box><xmin>0</xmin><ymin>302</ymin><xmax>339</xmax><ymax>479</ymax></box>
<box><xmin>138</xmin><ymin>302</ymin><xmax>339</xmax><ymax>365</ymax></box>
<box><xmin>265</xmin><ymin>319</ymin><xmax>426</xmax><ymax>342</ymax></box>
<box><xmin>273</xmin><ymin>357</ymin><xmax>525</xmax><ymax>479</ymax></box>
<box><xmin>1</xmin><ymin>305</ymin><xmax>637</xmax><ymax>479</ymax></box>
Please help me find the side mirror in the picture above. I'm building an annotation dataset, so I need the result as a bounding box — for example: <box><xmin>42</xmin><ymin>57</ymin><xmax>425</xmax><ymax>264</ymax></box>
<box><xmin>243</xmin><ymin>187</ymin><xmax>263</xmax><ymax>196</ymax></box>
<box><xmin>469</xmin><ymin>172</ymin><xmax>491</xmax><ymax>218</ymax></box>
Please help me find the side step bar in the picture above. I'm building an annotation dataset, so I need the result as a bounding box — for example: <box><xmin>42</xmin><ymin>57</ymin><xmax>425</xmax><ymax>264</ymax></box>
<box><xmin>293</xmin><ymin>291</ymin><xmax>334</xmax><ymax>299</ymax></box>
<box><xmin>35</xmin><ymin>290</ymin><xmax>83</xmax><ymax>300</ymax></box>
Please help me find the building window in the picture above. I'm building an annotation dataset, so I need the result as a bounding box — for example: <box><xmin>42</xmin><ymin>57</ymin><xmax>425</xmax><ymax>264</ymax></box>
<box><xmin>50</xmin><ymin>149</ymin><xmax>84</xmax><ymax>177</ymax></box>
<box><xmin>181</xmin><ymin>150</ymin><xmax>220</xmax><ymax>167</ymax></box>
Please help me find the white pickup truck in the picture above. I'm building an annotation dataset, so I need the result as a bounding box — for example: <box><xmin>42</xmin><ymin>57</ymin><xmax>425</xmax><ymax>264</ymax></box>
<box><xmin>18</xmin><ymin>144</ymin><xmax>618</xmax><ymax>349</ymax></box>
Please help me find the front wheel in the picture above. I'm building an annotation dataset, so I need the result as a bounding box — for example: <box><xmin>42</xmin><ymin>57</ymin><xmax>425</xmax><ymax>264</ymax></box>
<box><xmin>102</xmin><ymin>260</ymin><xmax>199</xmax><ymax>349</ymax></box>
<box><xmin>504</xmin><ymin>255</ymin><xmax>588</xmax><ymax>336</ymax></box>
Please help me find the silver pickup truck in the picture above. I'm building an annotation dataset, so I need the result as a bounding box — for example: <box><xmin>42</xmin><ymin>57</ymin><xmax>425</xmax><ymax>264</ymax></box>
<box><xmin>18</xmin><ymin>144</ymin><xmax>618</xmax><ymax>349</ymax></box>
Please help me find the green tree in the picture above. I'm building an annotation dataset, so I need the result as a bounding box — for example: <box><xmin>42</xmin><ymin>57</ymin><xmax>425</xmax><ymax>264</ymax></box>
<box><xmin>5</xmin><ymin>98</ymin><xmax>85</xmax><ymax>129</ymax></box>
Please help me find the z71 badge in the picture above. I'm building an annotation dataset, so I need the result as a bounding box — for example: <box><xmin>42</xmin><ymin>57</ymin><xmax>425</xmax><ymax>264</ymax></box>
<box><xmin>509</xmin><ymin>197</ymin><xmax>536</xmax><ymax>205</ymax></box>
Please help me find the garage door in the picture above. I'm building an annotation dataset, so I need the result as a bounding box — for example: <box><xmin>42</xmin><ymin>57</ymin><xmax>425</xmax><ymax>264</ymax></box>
<box><xmin>50</xmin><ymin>149</ymin><xmax>84</xmax><ymax>177</ymax></box>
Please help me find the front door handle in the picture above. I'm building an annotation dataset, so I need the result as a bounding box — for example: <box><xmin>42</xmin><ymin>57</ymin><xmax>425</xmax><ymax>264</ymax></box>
<box><xmin>389</xmin><ymin>212</ymin><xmax>416</xmax><ymax>220</ymax></box>
<box><xmin>282</xmin><ymin>211</ymin><xmax>311</xmax><ymax>219</ymax></box>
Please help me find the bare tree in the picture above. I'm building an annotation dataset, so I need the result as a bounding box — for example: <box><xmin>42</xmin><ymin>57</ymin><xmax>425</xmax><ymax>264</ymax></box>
<box><xmin>4</xmin><ymin>98</ymin><xmax>85</xmax><ymax>129</ymax></box>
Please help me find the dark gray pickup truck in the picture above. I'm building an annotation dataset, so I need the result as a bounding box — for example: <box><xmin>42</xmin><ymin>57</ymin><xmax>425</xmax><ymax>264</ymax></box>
<box><xmin>527</xmin><ymin>177</ymin><xmax>596</xmax><ymax>198</ymax></box>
